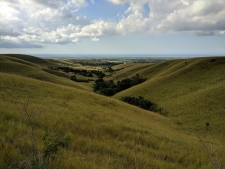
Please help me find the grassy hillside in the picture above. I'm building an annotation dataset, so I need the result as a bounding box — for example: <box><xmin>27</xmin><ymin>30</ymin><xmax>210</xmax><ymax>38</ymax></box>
<box><xmin>0</xmin><ymin>55</ymin><xmax>224</xmax><ymax>168</ymax></box>
<box><xmin>1</xmin><ymin>72</ymin><xmax>224</xmax><ymax>169</ymax></box>
<box><xmin>0</xmin><ymin>55</ymin><xmax>91</xmax><ymax>91</ymax></box>
<box><xmin>113</xmin><ymin>57</ymin><xmax>225</xmax><ymax>134</ymax></box>
<box><xmin>108</xmin><ymin>63</ymin><xmax>154</xmax><ymax>82</ymax></box>
<box><xmin>4</xmin><ymin>54</ymin><xmax>56</xmax><ymax>67</ymax></box>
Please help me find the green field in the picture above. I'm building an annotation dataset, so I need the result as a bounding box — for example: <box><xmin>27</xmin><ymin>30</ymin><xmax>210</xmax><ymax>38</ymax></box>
<box><xmin>0</xmin><ymin>54</ymin><xmax>224</xmax><ymax>168</ymax></box>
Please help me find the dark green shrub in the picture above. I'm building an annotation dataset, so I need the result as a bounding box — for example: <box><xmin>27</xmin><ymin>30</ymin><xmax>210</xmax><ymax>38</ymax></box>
<box><xmin>93</xmin><ymin>74</ymin><xmax>147</xmax><ymax>96</ymax></box>
<box><xmin>121</xmin><ymin>96</ymin><xmax>157</xmax><ymax>112</ymax></box>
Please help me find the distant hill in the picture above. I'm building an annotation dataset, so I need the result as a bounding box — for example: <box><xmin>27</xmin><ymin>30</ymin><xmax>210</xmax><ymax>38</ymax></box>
<box><xmin>4</xmin><ymin>54</ymin><xmax>55</xmax><ymax>67</ymax></box>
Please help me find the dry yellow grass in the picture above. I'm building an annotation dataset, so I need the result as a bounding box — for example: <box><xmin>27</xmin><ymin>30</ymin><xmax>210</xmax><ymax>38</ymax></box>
<box><xmin>108</xmin><ymin>63</ymin><xmax>154</xmax><ymax>82</ymax></box>
<box><xmin>113</xmin><ymin>57</ymin><xmax>225</xmax><ymax>130</ymax></box>
<box><xmin>0</xmin><ymin>72</ymin><xmax>220</xmax><ymax>169</ymax></box>
<box><xmin>0</xmin><ymin>55</ymin><xmax>224</xmax><ymax>168</ymax></box>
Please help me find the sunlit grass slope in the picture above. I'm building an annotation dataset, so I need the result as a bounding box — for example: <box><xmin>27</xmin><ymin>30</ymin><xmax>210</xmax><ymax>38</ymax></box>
<box><xmin>0</xmin><ymin>72</ymin><xmax>224</xmax><ymax>168</ymax></box>
<box><xmin>4</xmin><ymin>54</ymin><xmax>56</xmax><ymax>67</ymax></box>
<box><xmin>113</xmin><ymin>57</ymin><xmax>225</xmax><ymax>134</ymax></box>
<box><xmin>0</xmin><ymin>55</ymin><xmax>90</xmax><ymax>91</ymax></box>
<box><xmin>108</xmin><ymin>63</ymin><xmax>154</xmax><ymax>81</ymax></box>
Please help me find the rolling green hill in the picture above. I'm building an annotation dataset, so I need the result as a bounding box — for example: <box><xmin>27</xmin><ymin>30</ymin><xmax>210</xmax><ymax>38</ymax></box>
<box><xmin>113</xmin><ymin>57</ymin><xmax>225</xmax><ymax>134</ymax></box>
<box><xmin>4</xmin><ymin>54</ymin><xmax>56</xmax><ymax>67</ymax></box>
<box><xmin>108</xmin><ymin>63</ymin><xmax>154</xmax><ymax>82</ymax></box>
<box><xmin>0</xmin><ymin>54</ymin><xmax>224</xmax><ymax>168</ymax></box>
<box><xmin>0</xmin><ymin>54</ymin><xmax>91</xmax><ymax>91</ymax></box>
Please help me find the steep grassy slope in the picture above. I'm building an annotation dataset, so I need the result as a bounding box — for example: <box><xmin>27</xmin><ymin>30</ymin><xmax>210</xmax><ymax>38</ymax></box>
<box><xmin>0</xmin><ymin>72</ymin><xmax>224</xmax><ymax>169</ymax></box>
<box><xmin>4</xmin><ymin>54</ymin><xmax>56</xmax><ymax>67</ymax></box>
<box><xmin>0</xmin><ymin>55</ymin><xmax>91</xmax><ymax>91</ymax></box>
<box><xmin>113</xmin><ymin>57</ymin><xmax>225</xmax><ymax>135</ymax></box>
<box><xmin>108</xmin><ymin>63</ymin><xmax>154</xmax><ymax>81</ymax></box>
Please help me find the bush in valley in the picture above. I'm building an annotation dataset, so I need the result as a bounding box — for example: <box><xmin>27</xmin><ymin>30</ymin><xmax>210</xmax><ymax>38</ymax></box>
<box><xmin>121</xmin><ymin>96</ymin><xmax>157</xmax><ymax>111</ymax></box>
<box><xmin>75</xmin><ymin>79</ymin><xmax>89</xmax><ymax>82</ymax></box>
<box><xmin>93</xmin><ymin>74</ymin><xmax>147</xmax><ymax>96</ymax></box>
<box><xmin>57</xmin><ymin>67</ymin><xmax>105</xmax><ymax>78</ymax></box>
<box><xmin>71</xmin><ymin>75</ymin><xmax>77</xmax><ymax>81</ymax></box>
<box><xmin>70</xmin><ymin>75</ymin><xmax>89</xmax><ymax>83</ymax></box>
<box><xmin>73</xmin><ymin>61</ymin><xmax>120</xmax><ymax>67</ymax></box>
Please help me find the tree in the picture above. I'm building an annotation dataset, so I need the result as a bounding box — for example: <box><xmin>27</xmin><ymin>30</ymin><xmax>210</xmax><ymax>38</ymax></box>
<box><xmin>70</xmin><ymin>75</ymin><xmax>77</xmax><ymax>81</ymax></box>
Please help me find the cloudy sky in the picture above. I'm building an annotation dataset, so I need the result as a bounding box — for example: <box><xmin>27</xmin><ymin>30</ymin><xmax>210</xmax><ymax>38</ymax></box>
<box><xmin>0</xmin><ymin>0</ymin><xmax>225</xmax><ymax>56</ymax></box>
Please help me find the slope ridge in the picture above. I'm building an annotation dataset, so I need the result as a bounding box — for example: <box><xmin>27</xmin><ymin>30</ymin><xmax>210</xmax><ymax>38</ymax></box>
<box><xmin>109</xmin><ymin>63</ymin><xmax>154</xmax><ymax>81</ymax></box>
<box><xmin>4</xmin><ymin>54</ymin><xmax>56</xmax><ymax>67</ymax></box>
<box><xmin>113</xmin><ymin>57</ymin><xmax>225</xmax><ymax>133</ymax></box>
<box><xmin>0</xmin><ymin>56</ymin><xmax>90</xmax><ymax>91</ymax></box>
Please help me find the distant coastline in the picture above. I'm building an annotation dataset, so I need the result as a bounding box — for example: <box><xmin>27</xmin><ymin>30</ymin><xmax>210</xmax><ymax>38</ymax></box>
<box><xmin>31</xmin><ymin>54</ymin><xmax>215</xmax><ymax>59</ymax></box>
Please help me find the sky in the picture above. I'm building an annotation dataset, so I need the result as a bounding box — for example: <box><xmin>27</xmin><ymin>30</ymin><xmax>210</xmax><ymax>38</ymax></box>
<box><xmin>0</xmin><ymin>0</ymin><xmax>225</xmax><ymax>56</ymax></box>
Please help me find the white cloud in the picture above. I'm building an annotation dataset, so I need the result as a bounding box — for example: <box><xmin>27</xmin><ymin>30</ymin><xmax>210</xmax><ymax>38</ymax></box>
<box><xmin>108</xmin><ymin>0</ymin><xmax>225</xmax><ymax>36</ymax></box>
<box><xmin>219</xmin><ymin>31</ymin><xmax>225</xmax><ymax>35</ymax></box>
<box><xmin>68</xmin><ymin>0</ymin><xmax>87</xmax><ymax>8</ymax></box>
<box><xmin>1</xmin><ymin>0</ymin><xmax>225</xmax><ymax>49</ymax></box>
<box><xmin>77</xmin><ymin>20</ymin><xmax>117</xmax><ymax>37</ymax></box>
<box><xmin>107</xmin><ymin>0</ymin><xmax>126</xmax><ymax>5</ymax></box>
<box><xmin>91</xmin><ymin>37</ymin><xmax>99</xmax><ymax>42</ymax></box>
<box><xmin>31</xmin><ymin>8</ymin><xmax>59</xmax><ymax>21</ymax></box>
<box><xmin>0</xmin><ymin>41</ymin><xmax>43</xmax><ymax>48</ymax></box>
<box><xmin>156</xmin><ymin>0</ymin><xmax>225</xmax><ymax>33</ymax></box>
<box><xmin>194</xmin><ymin>31</ymin><xmax>215</xmax><ymax>36</ymax></box>
<box><xmin>30</xmin><ymin>0</ymin><xmax>63</xmax><ymax>8</ymax></box>
<box><xmin>0</xmin><ymin>23</ymin><xmax>21</xmax><ymax>37</ymax></box>
<box><xmin>180</xmin><ymin>0</ymin><xmax>189</xmax><ymax>6</ymax></box>
<box><xmin>72</xmin><ymin>38</ymin><xmax>80</xmax><ymax>43</ymax></box>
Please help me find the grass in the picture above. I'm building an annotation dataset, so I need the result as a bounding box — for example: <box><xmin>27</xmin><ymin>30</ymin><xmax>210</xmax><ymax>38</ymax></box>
<box><xmin>113</xmin><ymin>57</ymin><xmax>225</xmax><ymax>162</ymax></box>
<box><xmin>113</xmin><ymin>57</ymin><xmax>225</xmax><ymax>130</ymax></box>
<box><xmin>0</xmin><ymin>55</ymin><xmax>225</xmax><ymax>168</ymax></box>
<box><xmin>0</xmin><ymin>55</ymin><xmax>91</xmax><ymax>91</ymax></box>
<box><xmin>4</xmin><ymin>54</ymin><xmax>56</xmax><ymax>67</ymax></box>
<box><xmin>108</xmin><ymin>63</ymin><xmax>154</xmax><ymax>82</ymax></box>
<box><xmin>0</xmin><ymin>72</ymin><xmax>221</xmax><ymax>168</ymax></box>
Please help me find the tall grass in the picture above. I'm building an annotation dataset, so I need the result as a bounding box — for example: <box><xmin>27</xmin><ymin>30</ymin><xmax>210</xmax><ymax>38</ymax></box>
<box><xmin>112</xmin><ymin>57</ymin><xmax>225</xmax><ymax>168</ymax></box>
<box><xmin>1</xmin><ymin>55</ymin><xmax>225</xmax><ymax>168</ymax></box>
<box><xmin>0</xmin><ymin>72</ymin><xmax>221</xmax><ymax>168</ymax></box>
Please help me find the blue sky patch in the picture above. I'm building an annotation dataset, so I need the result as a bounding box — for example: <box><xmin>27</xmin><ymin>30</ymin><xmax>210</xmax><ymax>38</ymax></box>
<box><xmin>143</xmin><ymin>3</ymin><xmax>150</xmax><ymax>18</ymax></box>
<box><xmin>79</xmin><ymin>0</ymin><xmax>129</xmax><ymax>21</ymax></box>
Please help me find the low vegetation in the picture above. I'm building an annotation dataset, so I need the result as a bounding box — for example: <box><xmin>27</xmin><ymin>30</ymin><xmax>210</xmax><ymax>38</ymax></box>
<box><xmin>93</xmin><ymin>74</ymin><xmax>147</xmax><ymax>96</ymax></box>
<box><xmin>0</xmin><ymin>54</ymin><xmax>225</xmax><ymax>168</ymax></box>
<box><xmin>121</xmin><ymin>96</ymin><xmax>158</xmax><ymax>112</ymax></box>
<box><xmin>56</xmin><ymin>66</ymin><xmax>106</xmax><ymax>78</ymax></box>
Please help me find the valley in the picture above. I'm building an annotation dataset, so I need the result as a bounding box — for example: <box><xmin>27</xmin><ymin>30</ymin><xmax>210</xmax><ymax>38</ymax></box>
<box><xmin>0</xmin><ymin>54</ymin><xmax>224</xmax><ymax>169</ymax></box>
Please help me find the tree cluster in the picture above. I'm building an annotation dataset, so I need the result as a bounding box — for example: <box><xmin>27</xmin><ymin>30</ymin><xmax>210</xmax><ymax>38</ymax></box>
<box><xmin>70</xmin><ymin>75</ymin><xmax>89</xmax><ymax>83</ymax></box>
<box><xmin>93</xmin><ymin>74</ymin><xmax>147</xmax><ymax>96</ymax></box>
<box><xmin>57</xmin><ymin>67</ymin><xmax>105</xmax><ymax>78</ymax></box>
<box><xmin>73</xmin><ymin>61</ymin><xmax>120</xmax><ymax>67</ymax></box>
<box><xmin>121</xmin><ymin>96</ymin><xmax>157</xmax><ymax>111</ymax></box>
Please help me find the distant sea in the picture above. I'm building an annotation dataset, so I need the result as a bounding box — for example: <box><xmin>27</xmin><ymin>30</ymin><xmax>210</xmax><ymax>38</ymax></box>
<box><xmin>33</xmin><ymin>54</ymin><xmax>212</xmax><ymax>59</ymax></box>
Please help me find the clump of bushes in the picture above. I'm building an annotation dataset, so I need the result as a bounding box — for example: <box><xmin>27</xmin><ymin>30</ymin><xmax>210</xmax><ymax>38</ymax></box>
<box><xmin>57</xmin><ymin>67</ymin><xmax>105</xmax><ymax>78</ymax></box>
<box><xmin>121</xmin><ymin>96</ymin><xmax>157</xmax><ymax>111</ymax></box>
<box><xmin>70</xmin><ymin>75</ymin><xmax>89</xmax><ymax>83</ymax></box>
<box><xmin>121</xmin><ymin>96</ymin><xmax>167</xmax><ymax>116</ymax></box>
<box><xmin>93</xmin><ymin>74</ymin><xmax>147</xmax><ymax>96</ymax></box>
